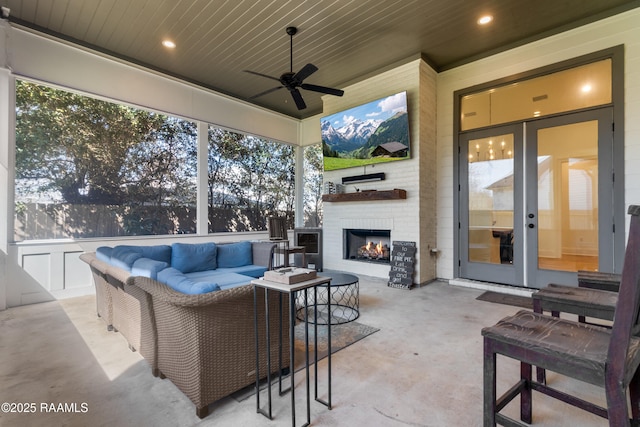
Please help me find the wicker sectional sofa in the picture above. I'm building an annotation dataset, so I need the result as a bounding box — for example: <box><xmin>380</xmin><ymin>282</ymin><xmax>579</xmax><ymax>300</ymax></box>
<box><xmin>80</xmin><ymin>240</ymin><xmax>290</xmax><ymax>419</ymax></box>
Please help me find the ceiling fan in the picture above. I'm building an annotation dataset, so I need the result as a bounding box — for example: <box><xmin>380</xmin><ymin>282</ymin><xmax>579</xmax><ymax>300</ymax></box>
<box><xmin>245</xmin><ymin>26</ymin><xmax>344</xmax><ymax>110</ymax></box>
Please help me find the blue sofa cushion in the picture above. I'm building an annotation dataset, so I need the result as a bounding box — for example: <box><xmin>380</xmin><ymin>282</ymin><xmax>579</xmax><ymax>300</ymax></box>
<box><xmin>110</xmin><ymin>246</ymin><xmax>144</xmax><ymax>271</ymax></box>
<box><xmin>131</xmin><ymin>258</ymin><xmax>169</xmax><ymax>280</ymax></box>
<box><xmin>171</xmin><ymin>242</ymin><xmax>217</xmax><ymax>273</ymax></box>
<box><xmin>215</xmin><ymin>265</ymin><xmax>268</xmax><ymax>278</ymax></box>
<box><xmin>217</xmin><ymin>241</ymin><xmax>252</xmax><ymax>268</ymax></box>
<box><xmin>183</xmin><ymin>271</ymin><xmax>252</xmax><ymax>288</ymax></box>
<box><xmin>138</xmin><ymin>245</ymin><xmax>172</xmax><ymax>264</ymax></box>
<box><xmin>157</xmin><ymin>267</ymin><xmax>220</xmax><ymax>294</ymax></box>
<box><xmin>96</xmin><ymin>246</ymin><xmax>113</xmax><ymax>263</ymax></box>
<box><xmin>187</xmin><ymin>272</ymin><xmax>253</xmax><ymax>290</ymax></box>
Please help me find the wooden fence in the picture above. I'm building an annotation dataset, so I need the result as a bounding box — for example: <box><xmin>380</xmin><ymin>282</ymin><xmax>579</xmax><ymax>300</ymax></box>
<box><xmin>15</xmin><ymin>203</ymin><xmax>293</xmax><ymax>240</ymax></box>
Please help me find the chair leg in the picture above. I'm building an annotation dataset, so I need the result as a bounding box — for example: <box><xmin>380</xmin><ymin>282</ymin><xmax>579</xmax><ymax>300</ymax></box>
<box><xmin>520</xmin><ymin>362</ymin><xmax>532</xmax><ymax>424</ymax></box>
<box><xmin>531</xmin><ymin>299</ymin><xmax>547</xmax><ymax>385</ymax></box>
<box><xmin>535</xmin><ymin>367</ymin><xmax>546</xmax><ymax>385</ymax></box>
<box><xmin>630</xmin><ymin>369</ymin><xmax>640</xmax><ymax>422</ymax></box>
<box><xmin>605</xmin><ymin>375</ymin><xmax>631</xmax><ymax>427</ymax></box>
<box><xmin>483</xmin><ymin>339</ymin><xmax>497</xmax><ymax>427</ymax></box>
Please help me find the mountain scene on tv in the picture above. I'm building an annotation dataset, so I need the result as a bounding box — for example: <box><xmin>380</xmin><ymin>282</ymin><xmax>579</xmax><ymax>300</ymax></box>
<box><xmin>321</xmin><ymin>92</ymin><xmax>410</xmax><ymax>171</ymax></box>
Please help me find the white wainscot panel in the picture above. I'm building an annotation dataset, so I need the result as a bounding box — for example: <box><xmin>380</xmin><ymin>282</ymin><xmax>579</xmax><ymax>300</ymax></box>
<box><xmin>64</xmin><ymin>251</ymin><xmax>91</xmax><ymax>289</ymax></box>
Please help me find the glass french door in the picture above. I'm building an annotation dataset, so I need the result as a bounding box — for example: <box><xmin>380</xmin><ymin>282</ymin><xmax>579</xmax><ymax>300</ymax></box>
<box><xmin>525</xmin><ymin>108</ymin><xmax>614</xmax><ymax>287</ymax></box>
<box><xmin>459</xmin><ymin>124</ymin><xmax>523</xmax><ymax>285</ymax></box>
<box><xmin>459</xmin><ymin>107</ymin><xmax>615</xmax><ymax>288</ymax></box>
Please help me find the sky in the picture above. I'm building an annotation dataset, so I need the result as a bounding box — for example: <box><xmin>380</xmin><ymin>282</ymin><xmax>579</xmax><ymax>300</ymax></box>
<box><xmin>321</xmin><ymin>91</ymin><xmax>407</xmax><ymax>128</ymax></box>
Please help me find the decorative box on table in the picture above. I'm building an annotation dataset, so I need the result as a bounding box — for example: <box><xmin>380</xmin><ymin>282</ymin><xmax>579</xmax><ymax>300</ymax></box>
<box><xmin>263</xmin><ymin>267</ymin><xmax>317</xmax><ymax>284</ymax></box>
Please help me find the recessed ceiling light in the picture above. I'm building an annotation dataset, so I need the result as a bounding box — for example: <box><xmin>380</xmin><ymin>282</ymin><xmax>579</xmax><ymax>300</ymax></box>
<box><xmin>478</xmin><ymin>15</ymin><xmax>493</xmax><ymax>25</ymax></box>
<box><xmin>162</xmin><ymin>40</ymin><xmax>176</xmax><ymax>49</ymax></box>
<box><xmin>581</xmin><ymin>84</ymin><xmax>592</xmax><ymax>93</ymax></box>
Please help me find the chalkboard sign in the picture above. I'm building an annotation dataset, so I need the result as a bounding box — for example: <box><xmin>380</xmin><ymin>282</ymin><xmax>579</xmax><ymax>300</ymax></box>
<box><xmin>388</xmin><ymin>241</ymin><xmax>416</xmax><ymax>289</ymax></box>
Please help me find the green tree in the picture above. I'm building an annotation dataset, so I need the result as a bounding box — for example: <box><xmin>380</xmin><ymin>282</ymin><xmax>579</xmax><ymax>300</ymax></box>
<box><xmin>16</xmin><ymin>81</ymin><xmax>162</xmax><ymax>204</ymax></box>
<box><xmin>207</xmin><ymin>128</ymin><xmax>295</xmax><ymax>232</ymax></box>
<box><xmin>15</xmin><ymin>80</ymin><xmax>197</xmax><ymax>237</ymax></box>
<box><xmin>304</xmin><ymin>144</ymin><xmax>323</xmax><ymax>226</ymax></box>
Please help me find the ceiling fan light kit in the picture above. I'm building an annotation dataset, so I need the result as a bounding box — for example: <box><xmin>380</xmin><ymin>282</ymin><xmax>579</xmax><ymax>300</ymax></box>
<box><xmin>245</xmin><ymin>26</ymin><xmax>344</xmax><ymax>110</ymax></box>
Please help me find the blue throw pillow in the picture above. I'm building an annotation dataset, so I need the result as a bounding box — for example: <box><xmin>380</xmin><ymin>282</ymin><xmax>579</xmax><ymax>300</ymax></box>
<box><xmin>131</xmin><ymin>258</ymin><xmax>169</xmax><ymax>280</ymax></box>
<box><xmin>157</xmin><ymin>267</ymin><xmax>220</xmax><ymax>294</ymax></box>
<box><xmin>171</xmin><ymin>242</ymin><xmax>217</xmax><ymax>273</ymax></box>
<box><xmin>217</xmin><ymin>241</ymin><xmax>252</xmax><ymax>268</ymax></box>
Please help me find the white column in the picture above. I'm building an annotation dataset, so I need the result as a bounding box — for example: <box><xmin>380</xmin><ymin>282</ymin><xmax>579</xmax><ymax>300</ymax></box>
<box><xmin>295</xmin><ymin>145</ymin><xmax>304</xmax><ymax>228</ymax></box>
<box><xmin>0</xmin><ymin>41</ymin><xmax>15</xmax><ymax>309</ymax></box>
<box><xmin>197</xmin><ymin>121</ymin><xmax>209</xmax><ymax>235</ymax></box>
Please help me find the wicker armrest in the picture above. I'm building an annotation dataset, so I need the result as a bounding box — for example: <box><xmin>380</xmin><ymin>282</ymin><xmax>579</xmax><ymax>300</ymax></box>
<box><xmin>79</xmin><ymin>252</ymin><xmax>96</xmax><ymax>266</ymax></box>
<box><xmin>80</xmin><ymin>252</ymin><xmax>110</xmax><ymax>276</ymax></box>
<box><xmin>106</xmin><ymin>264</ymin><xmax>131</xmax><ymax>286</ymax></box>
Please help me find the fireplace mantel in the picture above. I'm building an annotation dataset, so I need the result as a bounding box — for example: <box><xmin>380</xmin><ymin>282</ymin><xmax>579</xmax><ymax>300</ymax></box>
<box><xmin>322</xmin><ymin>189</ymin><xmax>406</xmax><ymax>202</ymax></box>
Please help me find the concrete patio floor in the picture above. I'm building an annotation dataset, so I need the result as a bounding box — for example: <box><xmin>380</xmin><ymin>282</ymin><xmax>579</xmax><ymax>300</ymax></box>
<box><xmin>0</xmin><ymin>276</ymin><xmax>609</xmax><ymax>426</ymax></box>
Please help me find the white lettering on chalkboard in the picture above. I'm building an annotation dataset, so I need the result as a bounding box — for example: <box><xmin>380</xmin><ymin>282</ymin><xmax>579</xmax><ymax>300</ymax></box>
<box><xmin>388</xmin><ymin>241</ymin><xmax>416</xmax><ymax>289</ymax></box>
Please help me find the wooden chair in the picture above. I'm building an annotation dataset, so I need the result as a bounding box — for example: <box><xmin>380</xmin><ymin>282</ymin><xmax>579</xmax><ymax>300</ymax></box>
<box><xmin>532</xmin><ymin>269</ymin><xmax>622</xmax><ymax>384</ymax></box>
<box><xmin>482</xmin><ymin>205</ymin><xmax>640</xmax><ymax>426</ymax></box>
<box><xmin>577</xmin><ymin>270</ymin><xmax>622</xmax><ymax>292</ymax></box>
<box><xmin>532</xmin><ymin>270</ymin><xmax>621</xmax><ymax>326</ymax></box>
<box><xmin>532</xmin><ymin>282</ymin><xmax>617</xmax><ymax>324</ymax></box>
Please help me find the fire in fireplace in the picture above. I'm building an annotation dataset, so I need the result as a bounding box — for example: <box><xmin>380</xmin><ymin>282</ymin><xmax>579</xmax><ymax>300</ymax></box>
<box><xmin>343</xmin><ymin>229</ymin><xmax>391</xmax><ymax>264</ymax></box>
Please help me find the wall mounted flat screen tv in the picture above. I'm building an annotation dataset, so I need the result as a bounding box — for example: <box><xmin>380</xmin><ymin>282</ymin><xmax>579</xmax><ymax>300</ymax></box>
<box><xmin>321</xmin><ymin>91</ymin><xmax>410</xmax><ymax>171</ymax></box>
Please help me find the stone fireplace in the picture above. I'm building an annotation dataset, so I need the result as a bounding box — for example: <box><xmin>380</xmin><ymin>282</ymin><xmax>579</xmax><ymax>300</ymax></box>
<box><xmin>343</xmin><ymin>229</ymin><xmax>391</xmax><ymax>264</ymax></box>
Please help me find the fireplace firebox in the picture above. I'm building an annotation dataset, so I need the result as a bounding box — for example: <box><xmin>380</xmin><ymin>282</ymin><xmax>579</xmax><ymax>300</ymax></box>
<box><xmin>343</xmin><ymin>229</ymin><xmax>391</xmax><ymax>264</ymax></box>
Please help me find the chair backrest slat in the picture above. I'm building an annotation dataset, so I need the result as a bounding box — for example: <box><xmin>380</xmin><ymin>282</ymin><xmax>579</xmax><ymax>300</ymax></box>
<box><xmin>608</xmin><ymin>205</ymin><xmax>640</xmax><ymax>376</ymax></box>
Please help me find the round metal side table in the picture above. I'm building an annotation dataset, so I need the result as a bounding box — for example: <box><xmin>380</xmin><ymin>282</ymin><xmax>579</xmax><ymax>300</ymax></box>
<box><xmin>296</xmin><ymin>271</ymin><xmax>359</xmax><ymax>325</ymax></box>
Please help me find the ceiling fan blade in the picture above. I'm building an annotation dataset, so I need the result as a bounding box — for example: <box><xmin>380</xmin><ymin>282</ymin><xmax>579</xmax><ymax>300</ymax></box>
<box><xmin>294</xmin><ymin>63</ymin><xmax>318</xmax><ymax>82</ymax></box>
<box><xmin>244</xmin><ymin>70</ymin><xmax>281</xmax><ymax>82</ymax></box>
<box><xmin>249</xmin><ymin>86</ymin><xmax>284</xmax><ymax>99</ymax></box>
<box><xmin>290</xmin><ymin>89</ymin><xmax>307</xmax><ymax>110</ymax></box>
<box><xmin>300</xmin><ymin>83</ymin><xmax>344</xmax><ymax>97</ymax></box>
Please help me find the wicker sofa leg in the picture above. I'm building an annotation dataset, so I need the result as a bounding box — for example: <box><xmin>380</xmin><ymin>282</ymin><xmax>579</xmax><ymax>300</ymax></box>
<box><xmin>196</xmin><ymin>405</ymin><xmax>209</xmax><ymax>419</ymax></box>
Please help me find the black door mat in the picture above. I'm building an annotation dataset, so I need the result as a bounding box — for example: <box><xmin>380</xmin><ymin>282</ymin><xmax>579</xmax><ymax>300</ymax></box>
<box><xmin>476</xmin><ymin>291</ymin><xmax>532</xmax><ymax>309</ymax></box>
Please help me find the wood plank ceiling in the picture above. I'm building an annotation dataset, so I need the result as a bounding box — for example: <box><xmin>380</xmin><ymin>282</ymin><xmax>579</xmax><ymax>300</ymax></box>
<box><xmin>4</xmin><ymin>0</ymin><xmax>640</xmax><ymax>118</ymax></box>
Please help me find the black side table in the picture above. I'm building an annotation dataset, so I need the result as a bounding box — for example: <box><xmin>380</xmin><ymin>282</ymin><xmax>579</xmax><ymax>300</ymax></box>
<box><xmin>296</xmin><ymin>271</ymin><xmax>360</xmax><ymax>325</ymax></box>
<box><xmin>252</xmin><ymin>276</ymin><xmax>333</xmax><ymax>427</ymax></box>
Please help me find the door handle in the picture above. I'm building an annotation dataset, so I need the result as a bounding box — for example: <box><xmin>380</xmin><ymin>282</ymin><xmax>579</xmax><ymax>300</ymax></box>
<box><xmin>528</xmin><ymin>223</ymin><xmax>535</xmax><ymax>229</ymax></box>
<box><xmin>528</xmin><ymin>213</ymin><xmax>535</xmax><ymax>219</ymax></box>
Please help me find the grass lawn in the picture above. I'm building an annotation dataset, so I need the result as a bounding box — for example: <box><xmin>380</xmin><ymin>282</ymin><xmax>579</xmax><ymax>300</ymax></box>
<box><xmin>323</xmin><ymin>156</ymin><xmax>408</xmax><ymax>171</ymax></box>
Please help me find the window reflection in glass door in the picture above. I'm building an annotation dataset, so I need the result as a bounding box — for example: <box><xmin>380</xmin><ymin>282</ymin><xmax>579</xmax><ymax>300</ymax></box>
<box><xmin>536</xmin><ymin>121</ymin><xmax>599</xmax><ymax>272</ymax></box>
<box><xmin>467</xmin><ymin>134</ymin><xmax>515</xmax><ymax>264</ymax></box>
